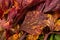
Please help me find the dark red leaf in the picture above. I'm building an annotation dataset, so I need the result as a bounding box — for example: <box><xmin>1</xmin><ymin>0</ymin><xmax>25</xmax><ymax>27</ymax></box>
<box><xmin>43</xmin><ymin>0</ymin><xmax>59</xmax><ymax>12</ymax></box>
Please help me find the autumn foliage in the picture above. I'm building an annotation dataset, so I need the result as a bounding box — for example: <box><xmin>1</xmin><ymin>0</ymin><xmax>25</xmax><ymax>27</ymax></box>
<box><xmin>0</xmin><ymin>0</ymin><xmax>60</xmax><ymax>40</ymax></box>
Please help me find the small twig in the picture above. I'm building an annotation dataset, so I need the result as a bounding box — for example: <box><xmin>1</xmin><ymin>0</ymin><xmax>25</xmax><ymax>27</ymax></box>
<box><xmin>44</xmin><ymin>32</ymin><xmax>52</xmax><ymax>40</ymax></box>
<box><xmin>19</xmin><ymin>32</ymin><xmax>27</xmax><ymax>40</ymax></box>
<box><xmin>44</xmin><ymin>31</ymin><xmax>60</xmax><ymax>40</ymax></box>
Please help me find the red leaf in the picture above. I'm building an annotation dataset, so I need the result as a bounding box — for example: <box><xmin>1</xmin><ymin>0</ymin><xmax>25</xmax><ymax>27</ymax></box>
<box><xmin>0</xmin><ymin>8</ymin><xmax>4</xmax><ymax>18</ymax></box>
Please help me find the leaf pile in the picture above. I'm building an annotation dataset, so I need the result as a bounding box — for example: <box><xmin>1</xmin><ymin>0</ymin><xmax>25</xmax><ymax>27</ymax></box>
<box><xmin>0</xmin><ymin>0</ymin><xmax>60</xmax><ymax>40</ymax></box>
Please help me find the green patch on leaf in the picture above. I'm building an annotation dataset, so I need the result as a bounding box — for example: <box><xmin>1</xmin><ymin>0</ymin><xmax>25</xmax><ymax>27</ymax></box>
<box><xmin>48</xmin><ymin>34</ymin><xmax>60</xmax><ymax>40</ymax></box>
<box><xmin>55</xmin><ymin>34</ymin><xmax>60</xmax><ymax>40</ymax></box>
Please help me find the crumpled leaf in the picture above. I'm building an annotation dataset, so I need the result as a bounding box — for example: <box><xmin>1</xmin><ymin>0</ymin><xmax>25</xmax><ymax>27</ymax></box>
<box><xmin>20</xmin><ymin>10</ymin><xmax>46</xmax><ymax>35</ymax></box>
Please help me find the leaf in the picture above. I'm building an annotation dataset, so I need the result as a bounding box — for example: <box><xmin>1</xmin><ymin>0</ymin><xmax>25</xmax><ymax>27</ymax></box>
<box><xmin>48</xmin><ymin>34</ymin><xmax>60</xmax><ymax>40</ymax></box>
<box><xmin>43</xmin><ymin>0</ymin><xmax>59</xmax><ymax>12</ymax></box>
<box><xmin>55</xmin><ymin>34</ymin><xmax>60</xmax><ymax>40</ymax></box>
<box><xmin>49</xmin><ymin>34</ymin><xmax>54</xmax><ymax>40</ymax></box>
